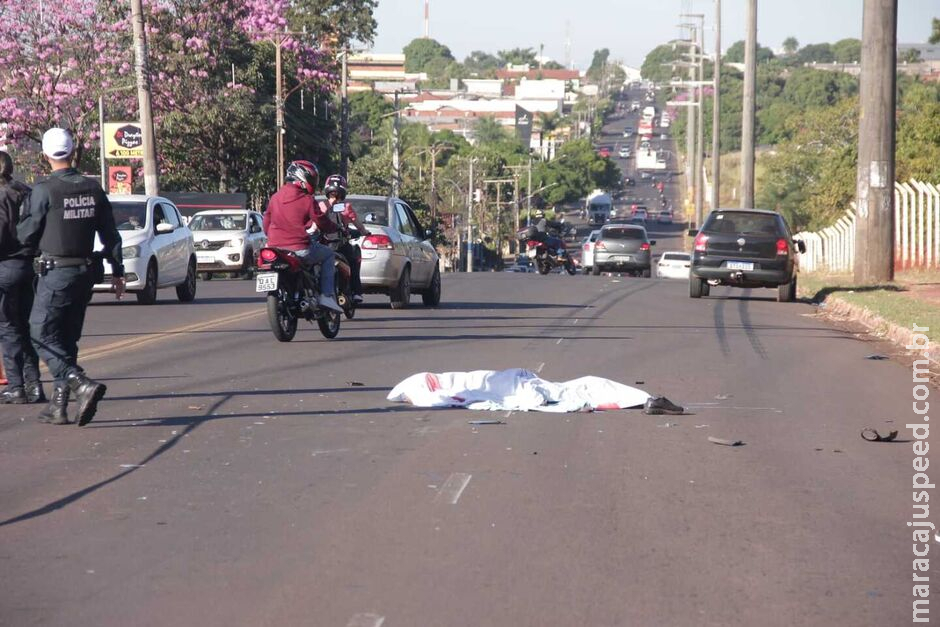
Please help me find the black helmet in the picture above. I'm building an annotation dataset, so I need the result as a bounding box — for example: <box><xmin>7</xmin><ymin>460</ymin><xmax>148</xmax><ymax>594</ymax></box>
<box><xmin>286</xmin><ymin>160</ymin><xmax>319</xmax><ymax>194</ymax></box>
<box><xmin>323</xmin><ymin>174</ymin><xmax>348</xmax><ymax>200</ymax></box>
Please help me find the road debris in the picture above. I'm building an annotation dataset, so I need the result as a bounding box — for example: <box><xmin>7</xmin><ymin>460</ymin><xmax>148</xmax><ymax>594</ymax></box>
<box><xmin>865</xmin><ymin>354</ymin><xmax>889</xmax><ymax>361</ymax></box>
<box><xmin>187</xmin><ymin>405</ymin><xmax>205</xmax><ymax>410</ymax></box>
<box><xmin>346</xmin><ymin>381</ymin><xmax>365</xmax><ymax>387</ymax></box>
<box><xmin>861</xmin><ymin>428</ymin><xmax>899</xmax><ymax>442</ymax></box>
<box><xmin>468</xmin><ymin>419</ymin><xmax>505</xmax><ymax>425</ymax></box>
<box><xmin>708</xmin><ymin>436</ymin><xmax>744</xmax><ymax>447</ymax></box>
<box><xmin>714</xmin><ymin>394</ymin><xmax>732</xmax><ymax>400</ymax></box>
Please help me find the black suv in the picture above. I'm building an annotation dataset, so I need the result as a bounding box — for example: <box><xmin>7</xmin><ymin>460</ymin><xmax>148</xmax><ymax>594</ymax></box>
<box><xmin>688</xmin><ymin>209</ymin><xmax>805</xmax><ymax>301</ymax></box>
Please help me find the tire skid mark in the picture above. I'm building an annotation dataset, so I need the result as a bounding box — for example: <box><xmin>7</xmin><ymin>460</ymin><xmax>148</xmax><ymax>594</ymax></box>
<box><xmin>737</xmin><ymin>291</ymin><xmax>769</xmax><ymax>359</ymax></box>
<box><xmin>713</xmin><ymin>298</ymin><xmax>731</xmax><ymax>358</ymax></box>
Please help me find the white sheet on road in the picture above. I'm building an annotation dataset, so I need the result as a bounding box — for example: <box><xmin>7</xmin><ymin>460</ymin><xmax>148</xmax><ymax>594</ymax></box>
<box><xmin>387</xmin><ymin>368</ymin><xmax>651</xmax><ymax>412</ymax></box>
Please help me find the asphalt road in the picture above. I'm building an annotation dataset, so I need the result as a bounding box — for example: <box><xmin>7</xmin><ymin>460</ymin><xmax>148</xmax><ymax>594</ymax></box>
<box><xmin>0</xmin><ymin>265</ymin><xmax>928</xmax><ymax>626</ymax></box>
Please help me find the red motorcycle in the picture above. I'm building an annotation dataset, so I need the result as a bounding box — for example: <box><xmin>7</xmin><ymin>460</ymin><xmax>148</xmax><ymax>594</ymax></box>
<box><xmin>255</xmin><ymin>247</ymin><xmax>348</xmax><ymax>341</ymax></box>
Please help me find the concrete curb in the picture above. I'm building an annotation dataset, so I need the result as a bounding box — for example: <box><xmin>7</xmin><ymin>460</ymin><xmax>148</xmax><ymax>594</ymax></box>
<box><xmin>807</xmin><ymin>292</ymin><xmax>940</xmax><ymax>366</ymax></box>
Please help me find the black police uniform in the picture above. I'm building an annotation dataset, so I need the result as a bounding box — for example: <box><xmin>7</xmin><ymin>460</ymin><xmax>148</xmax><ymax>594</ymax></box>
<box><xmin>0</xmin><ymin>178</ymin><xmax>43</xmax><ymax>403</ymax></box>
<box><xmin>17</xmin><ymin>168</ymin><xmax>124</xmax><ymax>425</ymax></box>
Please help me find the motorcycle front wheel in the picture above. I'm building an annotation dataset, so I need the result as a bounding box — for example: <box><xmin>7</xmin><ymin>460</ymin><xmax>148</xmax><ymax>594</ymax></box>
<box><xmin>267</xmin><ymin>290</ymin><xmax>297</xmax><ymax>342</ymax></box>
<box><xmin>537</xmin><ymin>257</ymin><xmax>552</xmax><ymax>275</ymax></box>
<box><xmin>563</xmin><ymin>257</ymin><xmax>577</xmax><ymax>275</ymax></box>
<box><xmin>318</xmin><ymin>287</ymin><xmax>342</xmax><ymax>338</ymax></box>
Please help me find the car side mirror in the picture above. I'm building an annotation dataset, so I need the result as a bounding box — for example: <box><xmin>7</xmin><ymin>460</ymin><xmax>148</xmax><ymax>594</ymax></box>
<box><xmin>687</xmin><ymin>228</ymin><xmax>698</xmax><ymax>237</ymax></box>
<box><xmin>795</xmin><ymin>239</ymin><xmax>806</xmax><ymax>254</ymax></box>
<box><xmin>250</xmin><ymin>224</ymin><xmax>261</xmax><ymax>233</ymax></box>
<box><xmin>425</xmin><ymin>228</ymin><xmax>434</xmax><ymax>240</ymax></box>
<box><xmin>155</xmin><ymin>222</ymin><xmax>175</xmax><ymax>234</ymax></box>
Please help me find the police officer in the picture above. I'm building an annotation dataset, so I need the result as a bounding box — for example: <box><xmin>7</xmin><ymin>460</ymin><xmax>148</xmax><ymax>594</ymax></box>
<box><xmin>0</xmin><ymin>150</ymin><xmax>44</xmax><ymax>405</ymax></box>
<box><xmin>17</xmin><ymin>128</ymin><xmax>126</xmax><ymax>426</ymax></box>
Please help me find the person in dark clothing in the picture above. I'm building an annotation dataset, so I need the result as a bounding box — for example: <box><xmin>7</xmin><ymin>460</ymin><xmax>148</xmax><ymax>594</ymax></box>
<box><xmin>0</xmin><ymin>150</ymin><xmax>44</xmax><ymax>405</ymax></box>
<box><xmin>319</xmin><ymin>174</ymin><xmax>370</xmax><ymax>302</ymax></box>
<box><xmin>16</xmin><ymin>128</ymin><xmax>126</xmax><ymax>426</ymax></box>
<box><xmin>528</xmin><ymin>209</ymin><xmax>565</xmax><ymax>250</ymax></box>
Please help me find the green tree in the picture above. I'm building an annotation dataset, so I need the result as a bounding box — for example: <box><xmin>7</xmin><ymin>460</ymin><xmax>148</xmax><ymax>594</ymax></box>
<box><xmin>542</xmin><ymin>60</ymin><xmax>565</xmax><ymax>70</ymax></box>
<box><xmin>640</xmin><ymin>44</ymin><xmax>683</xmax><ymax>82</ymax></box>
<box><xmin>796</xmin><ymin>43</ymin><xmax>834</xmax><ymax>64</ymax></box>
<box><xmin>782</xmin><ymin>37</ymin><xmax>799</xmax><ymax>55</ymax></box>
<box><xmin>497</xmin><ymin>47</ymin><xmax>537</xmax><ymax>67</ymax></box>
<box><xmin>930</xmin><ymin>17</ymin><xmax>940</xmax><ymax>44</ymax></box>
<box><xmin>587</xmin><ymin>48</ymin><xmax>611</xmax><ymax>80</ymax></box>
<box><xmin>288</xmin><ymin>0</ymin><xmax>378</xmax><ymax>46</ymax></box>
<box><xmin>901</xmin><ymin>48</ymin><xmax>923</xmax><ymax>64</ymax></box>
<box><xmin>403</xmin><ymin>37</ymin><xmax>454</xmax><ymax>72</ymax></box>
<box><xmin>780</xmin><ymin>67</ymin><xmax>858</xmax><ymax>108</ymax></box>
<box><xmin>896</xmin><ymin>81</ymin><xmax>940</xmax><ymax>182</ymax></box>
<box><xmin>531</xmin><ymin>139</ymin><xmax>621</xmax><ymax>205</ymax></box>
<box><xmin>472</xmin><ymin>117</ymin><xmax>511</xmax><ymax>146</ymax></box>
<box><xmin>724</xmin><ymin>40</ymin><xmax>775</xmax><ymax>63</ymax></box>
<box><xmin>832</xmin><ymin>38</ymin><xmax>861</xmax><ymax>63</ymax></box>
<box><xmin>464</xmin><ymin>50</ymin><xmax>500</xmax><ymax>75</ymax></box>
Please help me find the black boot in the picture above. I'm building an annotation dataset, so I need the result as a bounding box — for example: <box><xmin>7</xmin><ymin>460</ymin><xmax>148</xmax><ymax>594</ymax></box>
<box><xmin>0</xmin><ymin>387</ymin><xmax>27</xmax><ymax>404</ymax></box>
<box><xmin>37</xmin><ymin>384</ymin><xmax>69</xmax><ymax>425</ymax></box>
<box><xmin>66</xmin><ymin>371</ymin><xmax>107</xmax><ymax>427</ymax></box>
<box><xmin>25</xmin><ymin>381</ymin><xmax>46</xmax><ymax>404</ymax></box>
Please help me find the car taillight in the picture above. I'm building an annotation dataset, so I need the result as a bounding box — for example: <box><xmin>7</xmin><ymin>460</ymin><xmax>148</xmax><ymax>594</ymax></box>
<box><xmin>694</xmin><ymin>233</ymin><xmax>708</xmax><ymax>252</ymax></box>
<box><xmin>361</xmin><ymin>234</ymin><xmax>393</xmax><ymax>250</ymax></box>
<box><xmin>640</xmin><ymin>243</ymin><xmax>650</xmax><ymax>251</ymax></box>
<box><xmin>776</xmin><ymin>238</ymin><xmax>789</xmax><ymax>255</ymax></box>
<box><xmin>595</xmin><ymin>241</ymin><xmax>606</xmax><ymax>250</ymax></box>
<box><xmin>583</xmin><ymin>244</ymin><xmax>590</xmax><ymax>251</ymax></box>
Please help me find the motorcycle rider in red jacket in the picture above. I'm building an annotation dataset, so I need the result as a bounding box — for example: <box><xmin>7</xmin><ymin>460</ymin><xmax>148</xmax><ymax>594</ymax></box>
<box><xmin>261</xmin><ymin>160</ymin><xmax>343</xmax><ymax>313</ymax></box>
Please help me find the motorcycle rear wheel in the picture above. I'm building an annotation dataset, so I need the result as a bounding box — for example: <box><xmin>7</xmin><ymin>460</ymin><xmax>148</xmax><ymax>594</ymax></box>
<box><xmin>537</xmin><ymin>259</ymin><xmax>552</xmax><ymax>275</ymax></box>
<box><xmin>267</xmin><ymin>290</ymin><xmax>297</xmax><ymax>342</ymax></box>
<box><xmin>318</xmin><ymin>287</ymin><xmax>342</xmax><ymax>338</ymax></box>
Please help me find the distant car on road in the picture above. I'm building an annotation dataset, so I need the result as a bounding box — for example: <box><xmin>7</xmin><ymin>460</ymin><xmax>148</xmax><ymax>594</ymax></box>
<box><xmin>656</xmin><ymin>209</ymin><xmax>674</xmax><ymax>224</ymax></box>
<box><xmin>350</xmin><ymin>194</ymin><xmax>442</xmax><ymax>308</ymax></box>
<box><xmin>622</xmin><ymin>127</ymin><xmax>635</xmax><ymax>137</ymax></box>
<box><xmin>618</xmin><ymin>146</ymin><xmax>632</xmax><ymax>158</ymax></box>
<box><xmin>623</xmin><ymin>176</ymin><xmax>635</xmax><ymax>187</ymax></box>
<box><xmin>592</xmin><ymin>224</ymin><xmax>655</xmax><ymax>277</ymax></box>
<box><xmin>598</xmin><ymin>147</ymin><xmax>611</xmax><ymax>158</ymax></box>
<box><xmin>94</xmin><ymin>195</ymin><xmax>197</xmax><ymax>304</ymax></box>
<box><xmin>688</xmin><ymin>208</ymin><xmax>805</xmax><ymax>301</ymax></box>
<box><xmin>580</xmin><ymin>229</ymin><xmax>602</xmax><ymax>274</ymax></box>
<box><xmin>189</xmin><ymin>209</ymin><xmax>266</xmax><ymax>279</ymax></box>
<box><xmin>656</xmin><ymin>251</ymin><xmax>691</xmax><ymax>279</ymax></box>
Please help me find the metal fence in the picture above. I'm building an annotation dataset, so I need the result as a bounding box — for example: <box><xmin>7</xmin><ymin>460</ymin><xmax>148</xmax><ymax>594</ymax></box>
<box><xmin>794</xmin><ymin>179</ymin><xmax>939</xmax><ymax>273</ymax></box>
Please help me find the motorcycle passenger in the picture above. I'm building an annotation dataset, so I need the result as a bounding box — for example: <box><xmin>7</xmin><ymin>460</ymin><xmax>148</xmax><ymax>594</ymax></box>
<box><xmin>318</xmin><ymin>175</ymin><xmax>370</xmax><ymax>303</ymax></box>
<box><xmin>262</xmin><ymin>160</ymin><xmax>343</xmax><ymax>313</ymax></box>
<box><xmin>529</xmin><ymin>209</ymin><xmax>565</xmax><ymax>251</ymax></box>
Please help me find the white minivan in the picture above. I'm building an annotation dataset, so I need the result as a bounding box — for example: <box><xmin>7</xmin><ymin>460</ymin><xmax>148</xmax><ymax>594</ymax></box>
<box><xmin>93</xmin><ymin>195</ymin><xmax>197</xmax><ymax>304</ymax></box>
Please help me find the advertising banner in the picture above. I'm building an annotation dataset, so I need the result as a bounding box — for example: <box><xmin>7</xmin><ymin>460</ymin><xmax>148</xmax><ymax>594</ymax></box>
<box><xmin>104</xmin><ymin>122</ymin><xmax>144</xmax><ymax>159</ymax></box>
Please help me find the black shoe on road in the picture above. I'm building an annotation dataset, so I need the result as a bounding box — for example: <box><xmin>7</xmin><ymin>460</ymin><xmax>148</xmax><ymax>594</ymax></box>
<box><xmin>66</xmin><ymin>372</ymin><xmax>107</xmax><ymax>427</ymax></box>
<box><xmin>37</xmin><ymin>385</ymin><xmax>69</xmax><ymax>425</ymax></box>
<box><xmin>0</xmin><ymin>387</ymin><xmax>27</xmax><ymax>404</ymax></box>
<box><xmin>643</xmin><ymin>396</ymin><xmax>685</xmax><ymax>415</ymax></box>
<box><xmin>25</xmin><ymin>381</ymin><xmax>46</xmax><ymax>404</ymax></box>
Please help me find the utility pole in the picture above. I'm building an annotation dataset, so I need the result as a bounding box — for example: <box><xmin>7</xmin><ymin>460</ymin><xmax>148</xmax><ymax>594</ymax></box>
<box><xmin>855</xmin><ymin>0</ymin><xmax>897</xmax><ymax>283</ymax></box>
<box><xmin>527</xmin><ymin>157</ymin><xmax>532</xmax><ymax>225</ymax></box>
<box><xmin>130</xmin><ymin>0</ymin><xmax>158</xmax><ymax>195</ymax></box>
<box><xmin>392</xmin><ymin>91</ymin><xmax>401</xmax><ymax>197</ymax></box>
<box><xmin>696</xmin><ymin>18</ymin><xmax>706</xmax><ymax>226</ymax></box>
<box><xmin>467</xmin><ymin>158</ymin><xmax>474</xmax><ymax>273</ymax></box>
<box><xmin>740</xmin><ymin>0</ymin><xmax>757</xmax><ymax>207</ymax></box>
<box><xmin>711</xmin><ymin>0</ymin><xmax>722</xmax><ymax>211</ymax></box>
<box><xmin>685</xmin><ymin>27</ymin><xmax>696</xmax><ymax>205</ymax></box>
<box><xmin>340</xmin><ymin>46</ymin><xmax>349</xmax><ymax>178</ymax></box>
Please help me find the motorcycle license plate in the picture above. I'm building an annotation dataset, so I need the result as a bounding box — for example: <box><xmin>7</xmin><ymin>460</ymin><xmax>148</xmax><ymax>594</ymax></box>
<box><xmin>255</xmin><ymin>272</ymin><xmax>278</xmax><ymax>292</ymax></box>
<box><xmin>527</xmin><ymin>248</ymin><xmax>538</xmax><ymax>258</ymax></box>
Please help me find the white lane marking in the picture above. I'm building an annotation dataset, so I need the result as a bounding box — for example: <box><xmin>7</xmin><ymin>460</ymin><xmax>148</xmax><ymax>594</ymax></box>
<box><xmin>536</xmin><ymin>362</ymin><xmax>545</xmax><ymax>373</ymax></box>
<box><xmin>556</xmin><ymin>338</ymin><xmax>565</xmax><ymax>345</ymax></box>
<box><xmin>347</xmin><ymin>613</ymin><xmax>385</xmax><ymax>627</ymax></box>
<box><xmin>572</xmin><ymin>318</ymin><xmax>580</xmax><ymax>325</ymax></box>
<box><xmin>311</xmin><ymin>448</ymin><xmax>351</xmax><ymax>457</ymax></box>
<box><xmin>436</xmin><ymin>473</ymin><xmax>472</xmax><ymax>505</ymax></box>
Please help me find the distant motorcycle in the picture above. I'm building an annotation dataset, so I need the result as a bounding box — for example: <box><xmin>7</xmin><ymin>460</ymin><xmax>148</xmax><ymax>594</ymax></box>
<box><xmin>318</xmin><ymin>202</ymin><xmax>360</xmax><ymax>320</ymax></box>
<box><xmin>255</xmin><ymin>246</ymin><xmax>347</xmax><ymax>342</ymax></box>
<box><xmin>518</xmin><ymin>227</ymin><xmax>577</xmax><ymax>276</ymax></box>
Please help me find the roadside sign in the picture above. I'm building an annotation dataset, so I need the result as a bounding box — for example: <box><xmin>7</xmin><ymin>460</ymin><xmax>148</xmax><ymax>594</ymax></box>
<box><xmin>108</xmin><ymin>165</ymin><xmax>133</xmax><ymax>194</ymax></box>
<box><xmin>104</xmin><ymin>122</ymin><xmax>144</xmax><ymax>159</ymax></box>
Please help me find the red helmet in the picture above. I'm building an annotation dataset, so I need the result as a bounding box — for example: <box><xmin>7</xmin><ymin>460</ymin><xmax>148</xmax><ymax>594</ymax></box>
<box><xmin>323</xmin><ymin>174</ymin><xmax>348</xmax><ymax>200</ymax></box>
<box><xmin>285</xmin><ymin>160</ymin><xmax>319</xmax><ymax>194</ymax></box>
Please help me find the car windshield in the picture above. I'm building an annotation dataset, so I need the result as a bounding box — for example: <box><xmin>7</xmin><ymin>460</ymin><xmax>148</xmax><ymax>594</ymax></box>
<box><xmin>705</xmin><ymin>212</ymin><xmax>780</xmax><ymax>236</ymax></box>
<box><xmin>351</xmin><ymin>198</ymin><xmax>390</xmax><ymax>226</ymax></box>
<box><xmin>189</xmin><ymin>214</ymin><xmax>246</xmax><ymax>231</ymax></box>
<box><xmin>602</xmin><ymin>228</ymin><xmax>644</xmax><ymax>240</ymax></box>
<box><xmin>112</xmin><ymin>202</ymin><xmax>148</xmax><ymax>231</ymax></box>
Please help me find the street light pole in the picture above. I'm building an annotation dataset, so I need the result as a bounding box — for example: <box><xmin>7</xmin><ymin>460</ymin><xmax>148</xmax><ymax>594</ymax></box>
<box><xmin>275</xmin><ymin>35</ymin><xmax>284</xmax><ymax>185</ymax></box>
<box><xmin>130</xmin><ymin>0</ymin><xmax>158</xmax><ymax>195</ymax></box>
<box><xmin>712</xmin><ymin>0</ymin><xmax>722</xmax><ymax>212</ymax></box>
<box><xmin>340</xmin><ymin>46</ymin><xmax>349</xmax><ymax>178</ymax></box>
<box><xmin>696</xmin><ymin>18</ymin><xmax>706</xmax><ymax>226</ymax></box>
<box><xmin>741</xmin><ymin>0</ymin><xmax>757</xmax><ymax>207</ymax></box>
<box><xmin>392</xmin><ymin>91</ymin><xmax>401</xmax><ymax>197</ymax></box>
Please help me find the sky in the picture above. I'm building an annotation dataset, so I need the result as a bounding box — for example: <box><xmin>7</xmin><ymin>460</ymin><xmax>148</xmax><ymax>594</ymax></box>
<box><xmin>369</xmin><ymin>0</ymin><xmax>938</xmax><ymax>69</ymax></box>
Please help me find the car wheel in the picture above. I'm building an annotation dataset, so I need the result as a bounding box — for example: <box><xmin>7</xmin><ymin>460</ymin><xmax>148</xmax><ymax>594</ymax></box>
<box><xmin>422</xmin><ymin>267</ymin><xmax>442</xmax><ymax>307</ymax></box>
<box><xmin>592</xmin><ymin>264</ymin><xmax>601</xmax><ymax>276</ymax></box>
<box><xmin>136</xmin><ymin>260</ymin><xmax>158</xmax><ymax>305</ymax></box>
<box><xmin>690</xmin><ymin>277</ymin><xmax>705</xmax><ymax>298</ymax></box>
<box><xmin>176</xmin><ymin>258</ymin><xmax>197</xmax><ymax>302</ymax></box>
<box><xmin>390</xmin><ymin>266</ymin><xmax>411</xmax><ymax>309</ymax></box>
<box><xmin>777</xmin><ymin>276</ymin><xmax>797</xmax><ymax>302</ymax></box>
<box><xmin>582</xmin><ymin>266</ymin><xmax>591</xmax><ymax>275</ymax></box>
<box><xmin>201</xmin><ymin>272</ymin><xmax>212</xmax><ymax>281</ymax></box>
<box><xmin>641</xmin><ymin>268</ymin><xmax>651</xmax><ymax>278</ymax></box>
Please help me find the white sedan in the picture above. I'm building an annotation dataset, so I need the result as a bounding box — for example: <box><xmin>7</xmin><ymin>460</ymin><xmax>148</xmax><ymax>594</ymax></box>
<box><xmin>656</xmin><ymin>251</ymin><xmax>692</xmax><ymax>279</ymax></box>
<box><xmin>94</xmin><ymin>195</ymin><xmax>197</xmax><ymax>304</ymax></box>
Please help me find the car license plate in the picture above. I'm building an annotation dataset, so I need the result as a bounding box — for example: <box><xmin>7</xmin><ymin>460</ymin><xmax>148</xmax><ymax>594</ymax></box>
<box><xmin>255</xmin><ymin>272</ymin><xmax>278</xmax><ymax>292</ymax></box>
<box><xmin>527</xmin><ymin>248</ymin><xmax>538</xmax><ymax>258</ymax></box>
<box><xmin>726</xmin><ymin>261</ymin><xmax>754</xmax><ymax>271</ymax></box>
<box><xmin>614</xmin><ymin>255</ymin><xmax>633</xmax><ymax>261</ymax></box>
<box><xmin>196</xmin><ymin>254</ymin><xmax>213</xmax><ymax>264</ymax></box>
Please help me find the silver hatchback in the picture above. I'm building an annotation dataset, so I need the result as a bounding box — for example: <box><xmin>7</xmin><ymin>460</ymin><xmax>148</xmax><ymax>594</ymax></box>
<box><xmin>349</xmin><ymin>195</ymin><xmax>442</xmax><ymax>309</ymax></box>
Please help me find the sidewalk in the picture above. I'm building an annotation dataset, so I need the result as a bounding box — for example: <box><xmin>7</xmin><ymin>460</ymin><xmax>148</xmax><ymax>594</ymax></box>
<box><xmin>799</xmin><ymin>269</ymin><xmax>940</xmax><ymax>365</ymax></box>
